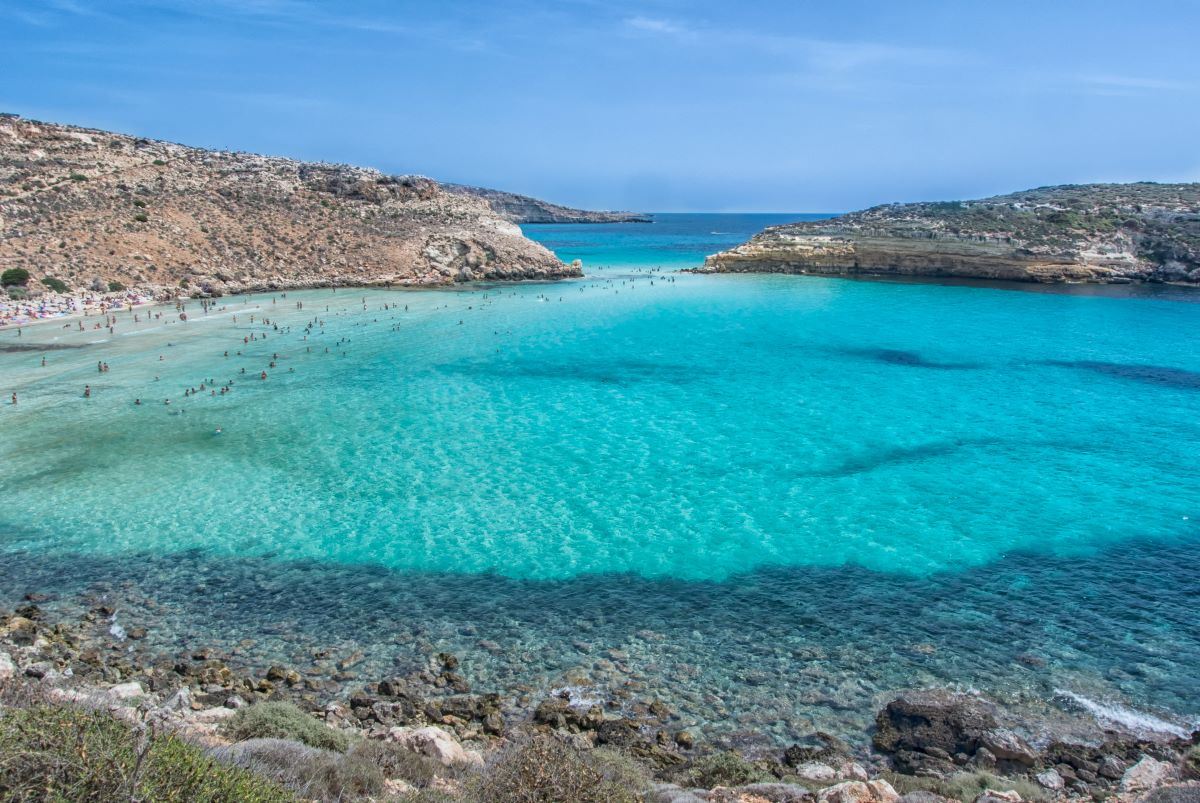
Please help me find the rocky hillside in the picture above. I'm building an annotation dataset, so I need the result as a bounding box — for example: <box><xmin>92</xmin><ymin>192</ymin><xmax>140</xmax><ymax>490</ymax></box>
<box><xmin>0</xmin><ymin>114</ymin><xmax>581</xmax><ymax>295</ymax></box>
<box><xmin>702</xmin><ymin>183</ymin><xmax>1200</xmax><ymax>284</ymax></box>
<box><xmin>442</xmin><ymin>183</ymin><xmax>650</xmax><ymax>224</ymax></box>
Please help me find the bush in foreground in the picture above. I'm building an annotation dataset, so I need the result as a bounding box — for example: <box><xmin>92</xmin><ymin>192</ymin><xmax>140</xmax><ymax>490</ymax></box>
<box><xmin>884</xmin><ymin>770</ymin><xmax>1047</xmax><ymax>802</ymax></box>
<box><xmin>678</xmin><ymin>749</ymin><xmax>769</xmax><ymax>789</ymax></box>
<box><xmin>209</xmin><ymin>737</ymin><xmax>385</xmax><ymax>801</ymax></box>
<box><xmin>474</xmin><ymin>734</ymin><xmax>646</xmax><ymax>803</ymax></box>
<box><xmin>0</xmin><ymin>702</ymin><xmax>294</xmax><ymax>802</ymax></box>
<box><xmin>222</xmin><ymin>701</ymin><xmax>350</xmax><ymax>753</ymax></box>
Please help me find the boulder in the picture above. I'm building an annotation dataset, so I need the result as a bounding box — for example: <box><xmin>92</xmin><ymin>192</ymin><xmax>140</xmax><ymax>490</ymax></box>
<box><xmin>978</xmin><ymin>730</ymin><xmax>1037</xmax><ymax>766</ymax></box>
<box><xmin>1122</xmin><ymin>757</ymin><xmax>1179</xmax><ymax>793</ymax></box>
<box><xmin>387</xmin><ymin>726</ymin><xmax>483</xmax><ymax>768</ymax></box>
<box><xmin>873</xmin><ymin>691</ymin><xmax>997</xmax><ymax>756</ymax></box>
<box><xmin>1035</xmin><ymin>769</ymin><xmax>1065</xmax><ymax>790</ymax></box>
<box><xmin>190</xmin><ymin>706</ymin><xmax>237</xmax><ymax>724</ymax></box>
<box><xmin>0</xmin><ymin>651</ymin><xmax>15</xmax><ymax>680</ymax></box>
<box><xmin>1097</xmin><ymin>754</ymin><xmax>1127</xmax><ymax>780</ymax></box>
<box><xmin>162</xmin><ymin>686</ymin><xmax>193</xmax><ymax>711</ymax></box>
<box><xmin>786</xmin><ymin>732</ymin><xmax>853</xmax><ymax>765</ymax></box>
<box><xmin>795</xmin><ymin>762</ymin><xmax>839</xmax><ymax>782</ymax></box>
<box><xmin>817</xmin><ymin>780</ymin><xmax>900</xmax><ymax>803</ymax></box>
<box><xmin>107</xmin><ymin>681</ymin><xmax>145</xmax><ymax>700</ymax></box>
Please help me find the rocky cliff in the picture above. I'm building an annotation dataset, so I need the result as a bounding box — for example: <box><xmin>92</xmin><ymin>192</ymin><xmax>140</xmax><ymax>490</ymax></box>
<box><xmin>702</xmin><ymin>184</ymin><xmax>1200</xmax><ymax>284</ymax></box>
<box><xmin>0</xmin><ymin>115</ymin><xmax>580</xmax><ymax>295</ymax></box>
<box><xmin>441</xmin><ymin>183</ymin><xmax>650</xmax><ymax>224</ymax></box>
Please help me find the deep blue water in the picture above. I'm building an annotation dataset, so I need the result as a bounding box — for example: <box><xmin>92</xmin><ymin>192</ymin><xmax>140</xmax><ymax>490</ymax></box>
<box><xmin>1</xmin><ymin>213</ymin><xmax>1198</xmax><ymax>745</ymax></box>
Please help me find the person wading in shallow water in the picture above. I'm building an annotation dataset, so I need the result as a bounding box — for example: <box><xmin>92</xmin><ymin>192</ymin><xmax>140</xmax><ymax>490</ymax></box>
<box><xmin>83</xmin><ymin>385</ymin><xmax>90</xmax><ymax>398</ymax></box>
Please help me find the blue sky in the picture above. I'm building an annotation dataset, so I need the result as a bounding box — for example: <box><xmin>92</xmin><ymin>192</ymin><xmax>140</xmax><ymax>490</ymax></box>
<box><xmin>2</xmin><ymin>0</ymin><xmax>1198</xmax><ymax>212</ymax></box>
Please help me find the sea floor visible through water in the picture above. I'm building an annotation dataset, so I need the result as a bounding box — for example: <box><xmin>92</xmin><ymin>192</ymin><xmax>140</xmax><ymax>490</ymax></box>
<box><xmin>1</xmin><ymin>214</ymin><xmax>1199</xmax><ymax>747</ymax></box>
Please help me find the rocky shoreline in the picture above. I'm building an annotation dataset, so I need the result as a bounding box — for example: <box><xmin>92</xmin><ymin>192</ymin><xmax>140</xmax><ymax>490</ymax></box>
<box><xmin>2</xmin><ymin>604</ymin><xmax>1196</xmax><ymax>802</ymax></box>
<box><xmin>700</xmin><ymin>184</ymin><xmax>1200</xmax><ymax>285</ymax></box>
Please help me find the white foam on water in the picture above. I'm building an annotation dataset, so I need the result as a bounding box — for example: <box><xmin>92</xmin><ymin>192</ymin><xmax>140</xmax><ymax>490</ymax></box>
<box><xmin>1055</xmin><ymin>689</ymin><xmax>1195</xmax><ymax>738</ymax></box>
<box><xmin>108</xmin><ymin>615</ymin><xmax>127</xmax><ymax>642</ymax></box>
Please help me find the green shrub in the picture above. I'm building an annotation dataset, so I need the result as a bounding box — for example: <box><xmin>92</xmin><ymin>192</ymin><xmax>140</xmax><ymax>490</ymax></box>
<box><xmin>1</xmin><ymin>267</ymin><xmax>30</xmax><ymax>287</ymax></box>
<box><xmin>209</xmin><ymin>738</ymin><xmax>383</xmax><ymax>801</ymax></box>
<box><xmin>133</xmin><ymin>212</ymin><xmax>149</xmax><ymax>222</ymax></box>
<box><xmin>108</xmin><ymin>281</ymin><xmax>126</xmax><ymax>292</ymax></box>
<box><xmin>474</xmin><ymin>735</ymin><xmax>642</xmax><ymax>803</ymax></box>
<box><xmin>133</xmin><ymin>198</ymin><xmax>147</xmax><ymax>207</ymax></box>
<box><xmin>883</xmin><ymin>770</ymin><xmax>1047</xmax><ymax>802</ymax></box>
<box><xmin>153</xmin><ymin>159</ymin><xmax>166</xmax><ymax>166</ymax></box>
<box><xmin>1185</xmin><ymin>744</ymin><xmax>1200</xmax><ymax>778</ymax></box>
<box><xmin>68</xmin><ymin>172</ymin><xmax>88</xmax><ymax>181</ymax></box>
<box><xmin>0</xmin><ymin>703</ymin><xmax>294</xmax><ymax>802</ymax></box>
<box><xmin>41</xmin><ymin>276</ymin><xmax>69</xmax><ymax>293</ymax></box>
<box><xmin>680</xmin><ymin>749</ymin><xmax>768</xmax><ymax>788</ymax></box>
<box><xmin>222</xmin><ymin>702</ymin><xmax>349</xmax><ymax>753</ymax></box>
<box><xmin>349</xmin><ymin>739</ymin><xmax>442</xmax><ymax>786</ymax></box>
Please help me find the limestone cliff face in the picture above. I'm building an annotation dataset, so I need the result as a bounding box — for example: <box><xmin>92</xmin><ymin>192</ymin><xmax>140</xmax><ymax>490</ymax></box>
<box><xmin>702</xmin><ymin>184</ymin><xmax>1200</xmax><ymax>284</ymax></box>
<box><xmin>0</xmin><ymin>115</ymin><xmax>580</xmax><ymax>295</ymax></box>
<box><xmin>441</xmin><ymin>183</ymin><xmax>650</xmax><ymax>224</ymax></box>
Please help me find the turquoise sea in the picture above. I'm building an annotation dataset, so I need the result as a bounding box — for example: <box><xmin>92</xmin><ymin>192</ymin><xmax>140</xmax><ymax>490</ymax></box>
<box><xmin>2</xmin><ymin>213</ymin><xmax>1199</xmax><ymax>744</ymax></box>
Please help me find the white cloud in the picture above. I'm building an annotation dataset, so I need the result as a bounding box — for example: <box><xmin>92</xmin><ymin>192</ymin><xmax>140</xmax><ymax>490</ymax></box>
<box><xmin>624</xmin><ymin>16</ymin><xmax>690</xmax><ymax>37</ymax></box>
<box><xmin>1080</xmin><ymin>74</ymin><xmax>1195</xmax><ymax>95</ymax></box>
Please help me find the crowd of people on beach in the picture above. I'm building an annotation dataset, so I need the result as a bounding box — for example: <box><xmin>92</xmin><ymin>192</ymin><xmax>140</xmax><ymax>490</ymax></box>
<box><xmin>6</xmin><ymin>269</ymin><xmax>679</xmax><ymax>417</ymax></box>
<box><xmin>0</xmin><ymin>288</ymin><xmax>162</xmax><ymax>328</ymax></box>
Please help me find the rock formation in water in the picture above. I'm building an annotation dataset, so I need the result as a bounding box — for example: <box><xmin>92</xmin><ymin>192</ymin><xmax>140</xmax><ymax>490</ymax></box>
<box><xmin>0</xmin><ymin>114</ymin><xmax>582</xmax><ymax>295</ymax></box>
<box><xmin>441</xmin><ymin>182</ymin><xmax>650</xmax><ymax>224</ymax></box>
<box><xmin>701</xmin><ymin>183</ymin><xmax>1200</xmax><ymax>284</ymax></box>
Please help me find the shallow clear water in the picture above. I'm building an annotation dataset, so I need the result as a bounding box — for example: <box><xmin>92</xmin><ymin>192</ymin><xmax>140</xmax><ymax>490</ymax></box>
<box><xmin>1</xmin><ymin>213</ymin><xmax>1199</xmax><ymax>744</ymax></box>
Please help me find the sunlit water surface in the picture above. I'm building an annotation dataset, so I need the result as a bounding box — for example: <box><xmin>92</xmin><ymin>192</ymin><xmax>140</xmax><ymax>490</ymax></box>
<box><xmin>1</xmin><ymin>213</ymin><xmax>1198</xmax><ymax>744</ymax></box>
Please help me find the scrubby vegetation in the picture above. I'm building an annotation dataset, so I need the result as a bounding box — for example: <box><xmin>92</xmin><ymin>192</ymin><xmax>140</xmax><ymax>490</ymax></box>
<box><xmin>0</xmin><ymin>701</ymin><xmax>295</xmax><ymax>802</ymax></box>
<box><xmin>883</xmin><ymin>770</ymin><xmax>1048</xmax><ymax>802</ymax></box>
<box><xmin>674</xmin><ymin>748</ymin><xmax>769</xmax><ymax>788</ymax></box>
<box><xmin>40</xmin><ymin>275</ymin><xmax>68</xmax><ymax>292</ymax></box>
<box><xmin>222</xmin><ymin>701</ymin><xmax>350</xmax><ymax>752</ymax></box>
<box><xmin>473</xmin><ymin>735</ymin><xmax>648</xmax><ymax>803</ymax></box>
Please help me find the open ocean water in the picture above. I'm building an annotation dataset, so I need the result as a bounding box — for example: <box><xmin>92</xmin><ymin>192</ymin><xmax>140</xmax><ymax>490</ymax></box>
<box><xmin>1</xmin><ymin>213</ymin><xmax>1198</xmax><ymax>745</ymax></box>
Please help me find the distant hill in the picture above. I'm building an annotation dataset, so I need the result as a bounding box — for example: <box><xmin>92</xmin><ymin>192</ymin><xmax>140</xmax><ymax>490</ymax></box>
<box><xmin>0</xmin><ymin>114</ymin><xmax>581</xmax><ymax>296</ymax></box>
<box><xmin>442</xmin><ymin>183</ymin><xmax>650</xmax><ymax>224</ymax></box>
<box><xmin>701</xmin><ymin>183</ymin><xmax>1200</xmax><ymax>284</ymax></box>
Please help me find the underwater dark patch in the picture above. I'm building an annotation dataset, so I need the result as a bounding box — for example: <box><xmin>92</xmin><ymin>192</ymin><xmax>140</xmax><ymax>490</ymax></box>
<box><xmin>1043</xmin><ymin>360</ymin><xmax>1200</xmax><ymax>390</ymax></box>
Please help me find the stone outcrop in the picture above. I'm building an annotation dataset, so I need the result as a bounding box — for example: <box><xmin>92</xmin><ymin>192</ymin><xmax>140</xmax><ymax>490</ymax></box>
<box><xmin>0</xmin><ymin>115</ymin><xmax>582</xmax><ymax>295</ymax></box>
<box><xmin>701</xmin><ymin>183</ymin><xmax>1200</xmax><ymax>284</ymax></box>
<box><xmin>442</xmin><ymin>183</ymin><xmax>650</xmax><ymax>224</ymax></box>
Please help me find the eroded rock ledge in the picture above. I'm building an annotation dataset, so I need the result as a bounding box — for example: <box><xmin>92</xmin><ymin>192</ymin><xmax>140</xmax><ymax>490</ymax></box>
<box><xmin>700</xmin><ymin>184</ymin><xmax>1200</xmax><ymax>284</ymax></box>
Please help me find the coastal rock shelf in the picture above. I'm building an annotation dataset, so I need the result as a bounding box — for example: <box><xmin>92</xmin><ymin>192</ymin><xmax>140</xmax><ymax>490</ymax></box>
<box><xmin>701</xmin><ymin>184</ymin><xmax>1200</xmax><ymax>284</ymax></box>
<box><xmin>0</xmin><ymin>114</ymin><xmax>581</xmax><ymax>294</ymax></box>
